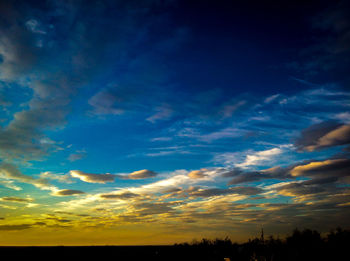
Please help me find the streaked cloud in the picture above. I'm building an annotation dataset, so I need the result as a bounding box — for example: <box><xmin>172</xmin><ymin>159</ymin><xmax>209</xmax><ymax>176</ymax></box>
<box><xmin>120</xmin><ymin>169</ymin><xmax>157</xmax><ymax>180</ymax></box>
<box><xmin>69</xmin><ymin>170</ymin><xmax>116</xmax><ymax>184</ymax></box>
<box><xmin>220</xmin><ymin>100</ymin><xmax>246</xmax><ymax>119</ymax></box>
<box><xmin>0</xmin><ymin>180</ymin><xmax>22</xmax><ymax>191</ymax></box>
<box><xmin>296</xmin><ymin>122</ymin><xmax>350</xmax><ymax>151</ymax></box>
<box><xmin>40</xmin><ymin>172</ymin><xmax>73</xmax><ymax>184</ymax></box>
<box><xmin>264</xmin><ymin>94</ymin><xmax>280</xmax><ymax>103</ymax></box>
<box><xmin>52</xmin><ymin>189</ymin><xmax>85</xmax><ymax>196</ymax></box>
<box><xmin>0</xmin><ymin>224</ymin><xmax>33</xmax><ymax>231</ymax></box>
<box><xmin>199</xmin><ymin>128</ymin><xmax>243</xmax><ymax>142</ymax></box>
<box><xmin>100</xmin><ymin>192</ymin><xmax>139</xmax><ymax>199</ymax></box>
<box><xmin>290</xmin><ymin>158</ymin><xmax>350</xmax><ymax>180</ymax></box>
<box><xmin>0</xmin><ymin>196</ymin><xmax>33</xmax><ymax>203</ymax></box>
<box><xmin>0</xmin><ymin>162</ymin><xmax>57</xmax><ymax>191</ymax></box>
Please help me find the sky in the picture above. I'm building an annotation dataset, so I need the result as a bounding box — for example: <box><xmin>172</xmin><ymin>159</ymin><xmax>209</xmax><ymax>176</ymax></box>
<box><xmin>0</xmin><ymin>0</ymin><xmax>349</xmax><ymax>246</ymax></box>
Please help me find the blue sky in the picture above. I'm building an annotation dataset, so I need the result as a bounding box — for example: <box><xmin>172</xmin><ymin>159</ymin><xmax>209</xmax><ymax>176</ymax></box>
<box><xmin>0</xmin><ymin>0</ymin><xmax>349</xmax><ymax>245</ymax></box>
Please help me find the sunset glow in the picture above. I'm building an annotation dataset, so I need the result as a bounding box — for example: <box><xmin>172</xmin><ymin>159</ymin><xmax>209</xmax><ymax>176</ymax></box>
<box><xmin>0</xmin><ymin>0</ymin><xmax>349</xmax><ymax>246</ymax></box>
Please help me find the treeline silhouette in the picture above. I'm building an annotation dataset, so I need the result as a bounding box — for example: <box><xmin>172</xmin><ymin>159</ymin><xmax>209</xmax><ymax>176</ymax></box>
<box><xmin>0</xmin><ymin>228</ymin><xmax>349</xmax><ymax>261</ymax></box>
<box><xmin>174</xmin><ymin>227</ymin><xmax>350</xmax><ymax>261</ymax></box>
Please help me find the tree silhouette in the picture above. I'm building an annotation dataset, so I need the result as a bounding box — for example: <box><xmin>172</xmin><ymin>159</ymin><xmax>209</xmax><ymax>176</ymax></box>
<box><xmin>0</xmin><ymin>228</ymin><xmax>349</xmax><ymax>261</ymax></box>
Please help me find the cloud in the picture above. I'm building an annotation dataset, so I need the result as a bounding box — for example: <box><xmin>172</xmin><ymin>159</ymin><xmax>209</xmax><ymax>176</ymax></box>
<box><xmin>150</xmin><ymin>137</ymin><xmax>172</xmax><ymax>142</ymax></box>
<box><xmin>146</xmin><ymin>105</ymin><xmax>173</xmax><ymax>123</ymax></box>
<box><xmin>121</xmin><ymin>169</ymin><xmax>158</xmax><ymax>180</ymax></box>
<box><xmin>25</xmin><ymin>19</ymin><xmax>46</xmax><ymax>35</ymax></box>
<box><xmin>226</xmin><ymin>158</ymin><xmax>350</xmax><ymax>186</ymax></box>
<box><xmin>214</xmin><ymin>145</ymin><xmax>291</xmax><ymax>169</ymax></box>
<box><xmin>229</xmin><ymin>186</ymin><xmax>264</xmax><ymax>195</ymax></box>
<box><xmin>131</xmin><ymin>202</ymin><xmax>176</xmax><ymax>217</ymax></box>
<box><xmin>40</xmin><ymin>171</ymin><xmax>73</xmax><ymax>184</ymax></box>
<box><xmin>290</xmin><ymin>158</ymin><xmax>350</xmax><ymax>180</ymax></box>
<box><xmin>0</xmin><ymin>14</ymin><xmax>79</xmax><ymax>160</ymax></box>
<box><xmin>52</xmin><ymin>189</ymin><xmax>85</xmax><ymax>196</ymax></box>
<box><xmin>145</xmin><ymin>146</ymin><xmax>190</xmax><ymax>157</ymax></box>
<box><xmin>188</xmin><ymin>169</ymin><xmax>208</xmax><ymax>179</ymax></box>
<box><xmin>187</xmin><ymin>186</ymin><xmax>263</xmax><ymax>197</ymax></box>
<box><xmin>0</xmin><ymin>224</ymin><xmax>33</xmax><ymax>231</ymax></box>
<box><xmin>100</xmin><ymin>192</ymin><xmax>139</xmax><ymax>199</ymax></box>
<box><xmin>187</xmin><ymin>187</ymin><xmax>231</xmax><ymax>197</ymax></box>
<box><xmin>334</xmin><ymin>112</ymin><xmax>350</xmax><ymax>124</ymax></box>
<box><xmin>128</xmin><ymin>172</ymin><xmax>190</xmax><ymax>195</ymax></box>
<box><xmin>0</xmin><ymin>180</ymin><xmax>22</xmax><ymax>191</ymax></box>
<box><xmin>296</xmin><ymin>122</ymin><xmax>350</xmax><ymax>151</ymax></box>
<box><xmin>68</xmin><ymin>151</ymin><xmax>87</xmax><ymax>162</ymax></box>
<box><xmin>199</xmin><ymin>127</ymin><xmax>243</xmax><ymax>142</ymax></box>
<box><xmin>311</xmin><ymin>124</ymin><xmax>350</xmax><ymax>150</ymax></box>
<box><xmin>227</xmin><ymin>166</ymin><xmax>290</xmax><ymax>185</ymax></box>
<box><xmin>228</xmin><ymin>171</ymin><xmax>267</xmax><ymax>185</ymax></box>
<box><xmin>264</xmin><ymin>94</ymin><xmax>280</xmax><ymax>103</ymax></box>
<box><xmin>0</xmin><ymin>0</ymin><xmax>176</xmax><ymax>161</ymax></box>
<box><xmin>220</xmin><ymin>100</ymin><xmax>246</xmax><ymax>119</ymax></box>
<box><xmin>0</xmin><ymin>196</ymin><xmax>33</xmax><ymax>203</ymax></box>
<box><xmin>88</xmin><ymin>88</ymin><xmax>125</xmax><ymax>116</ymax></box>
<box><xmin>69</xmin><ymin>170</ymin><xmax>116</xmax><ymax>183</ymax></box>
<box><xmin>235</xmin><ymin>147</ymin><xmax>289</xmax><ymax>169</ymax></box>
<box><xmin>0</xmin><ymin>162</ymin><xmax>57</xmax><ymax>191</ymax></box>
<box><xmin>220</xmin><ymin>168</ymin><xmax>244</xmax><ymax>178</ymax></box>
<box><xmin>277</xmin><ymin>183</ymin><xmax>326</xmax><ymax>197</ymax></box>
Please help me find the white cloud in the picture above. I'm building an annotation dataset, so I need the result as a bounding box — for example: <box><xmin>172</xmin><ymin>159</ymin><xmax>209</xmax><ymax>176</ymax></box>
<box><xmin>214</xmin><ymin>145</ymin><xmax>292</xmax><ymax>169</ymax></box>
<box><xmin>236</xmin><ymin>148</ymin><xmax>284</xmax><ymax>168</ymax></box>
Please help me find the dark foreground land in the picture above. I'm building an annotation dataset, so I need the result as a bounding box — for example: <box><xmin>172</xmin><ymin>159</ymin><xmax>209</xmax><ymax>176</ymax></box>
<box><xmin>1</xmin><ymin>228</ymin><xmax>350</xmax><ymax>261</ymax></box>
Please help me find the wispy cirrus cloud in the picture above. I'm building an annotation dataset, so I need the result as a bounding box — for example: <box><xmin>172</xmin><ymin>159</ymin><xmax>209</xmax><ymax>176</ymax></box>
<box><xmin>146</xmin><ymin>104</ymin><xmax>173</xmax><ymax>123</ymax></box>
<box><xmin>88</xmin><ymin>87</ymin><xmax>125</xmax><ymax>116</ymax></box>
